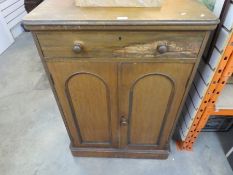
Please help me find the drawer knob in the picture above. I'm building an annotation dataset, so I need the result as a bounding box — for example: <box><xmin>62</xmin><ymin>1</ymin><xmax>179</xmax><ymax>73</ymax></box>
<box><xmin>73</xmin><ymin>43</ymin><xmax>83</xmax><ymax>53</ymax></box>
<box><xmin>157</xmin><ymin>45</ymin><xmax>168</xmax><ymax>54</ymax></box>
<box><xmin>120</xmin><ymin>116</ymin><xmax>128</xmax><ymax>126</ymax></box>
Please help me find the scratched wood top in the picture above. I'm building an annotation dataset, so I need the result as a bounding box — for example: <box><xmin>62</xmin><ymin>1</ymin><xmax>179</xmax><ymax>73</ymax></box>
<box><xmin>23</xmin><ymin>0</ymin><xmax>219</xmax><ymax>30</ymax></box>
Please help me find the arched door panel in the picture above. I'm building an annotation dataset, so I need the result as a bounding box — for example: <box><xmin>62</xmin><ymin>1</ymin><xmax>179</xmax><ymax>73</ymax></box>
<box><xmin>47</xmin><ymin>62</ymin><xmax>118</xmax><ymax>148</ymax></box>
<box><xmin>66</xmin><ymin>73</ymin><xmax>111</xmax><ymax>144</ymax></box>
<box><xmin>119</xmin><ymin>62</ymin><xmax>193</xmax><ymax>149</ymax></box>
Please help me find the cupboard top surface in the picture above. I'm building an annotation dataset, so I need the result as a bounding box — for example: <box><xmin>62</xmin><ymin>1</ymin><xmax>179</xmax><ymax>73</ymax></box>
<box><xmin>23</xmin><ymin>0</ymin><xmax>218</xmax><ymax>30</ymax></box>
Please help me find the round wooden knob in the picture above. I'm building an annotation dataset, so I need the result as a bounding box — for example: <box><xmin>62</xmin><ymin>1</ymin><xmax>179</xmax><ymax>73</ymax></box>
<box><xmin>120</xmin><ymin>116</ymin><xmax>128</xmax><ymax>126</ymax></box>
<box><xmin>157</xmin><ymin>45</ymin><xmax>168</xmax><ymax>54</ymax></box>
<box><xmin>73</xmin><ymin>43</ymin><xmax>83</xmax><ymax>53</ymax></box>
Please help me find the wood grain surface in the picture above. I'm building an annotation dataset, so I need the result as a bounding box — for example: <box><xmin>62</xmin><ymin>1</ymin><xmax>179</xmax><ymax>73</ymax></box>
<box><xmin>119</xmin><ymin>62</ymin><xmax>193</xmax><ymax>149</ymax></box>
<box><xmin>26</xmin><ymin>0</ymin><xmax>218</xmax><ymax>159</ymax></box>
<box><xmin>23</xmin><ymin>0</ymin><xmax>218</xmax><ymax>30</ymax></box>
<box><xmin>47</xmin><ymin>62</ymin><xmax>119</xmax><ymax>148</ymax></box>
<box><xmin>37</xmin><ymin>31</ymin><xmax>205</xmax><ymax>59</ymax></box>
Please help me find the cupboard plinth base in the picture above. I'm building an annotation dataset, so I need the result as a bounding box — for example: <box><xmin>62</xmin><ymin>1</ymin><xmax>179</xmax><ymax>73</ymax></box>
<box><xmin>70</xmin><ymin>145</ymin><xmax>169</xmax><ymax>159</ymax></box>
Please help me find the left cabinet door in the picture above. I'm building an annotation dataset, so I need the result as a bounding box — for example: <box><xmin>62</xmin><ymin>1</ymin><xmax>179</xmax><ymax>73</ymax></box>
<box><xmin>47</xmin><ymin>61</ymin><xmax>118</xmax><ymax>148</ymax></box>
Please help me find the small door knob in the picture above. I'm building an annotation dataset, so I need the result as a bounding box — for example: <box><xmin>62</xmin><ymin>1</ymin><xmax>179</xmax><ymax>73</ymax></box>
<box><xmin>157</xmin><ymin>45</ymin><xmax>168</xmax><ymax>54</ymax></box>
<box><xmin>120</xmin><ymin>116</ymin><xmax>128</xmax><ymax>126</ymax></box>
<box><xmin>73</xmin><ymin>43</ymin><xmax>83</xmax><ymax>53</ymax></box>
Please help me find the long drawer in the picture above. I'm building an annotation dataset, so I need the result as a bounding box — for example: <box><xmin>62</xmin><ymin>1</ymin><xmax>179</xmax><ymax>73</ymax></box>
<box><xmin>36</xmin><ymin>31</ymin><xmax>205</xmax><ymax>59</ymax></box>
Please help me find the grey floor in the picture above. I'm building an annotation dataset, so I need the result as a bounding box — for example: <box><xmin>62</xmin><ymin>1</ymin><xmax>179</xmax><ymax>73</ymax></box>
<box><xmin>0</xmin><ymin>32</ymin><xmax>232</xmax><ymax>175</ymax></box>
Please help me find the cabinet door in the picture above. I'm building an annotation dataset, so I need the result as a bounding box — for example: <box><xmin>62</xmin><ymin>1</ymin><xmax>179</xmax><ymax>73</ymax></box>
<box><xmin>47</xmin><ymin>62</ymin><xmax>118</xmax><ymax>148</ymax></box>
<box><xmin>119</xmin><ymin>62</ymin><xmax>193</xmax><ymax>149</ymax></box>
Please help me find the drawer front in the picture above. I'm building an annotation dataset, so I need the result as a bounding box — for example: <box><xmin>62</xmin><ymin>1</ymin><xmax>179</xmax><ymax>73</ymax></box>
<box><xmin>36</xmin><ymin>31</ymin><xmax>205</xmax><ymax>59</ymax></box>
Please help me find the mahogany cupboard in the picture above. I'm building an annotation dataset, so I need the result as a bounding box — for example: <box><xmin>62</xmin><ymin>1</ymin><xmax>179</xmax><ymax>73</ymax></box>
<box><xmin>23</xmin><ymin>0</ymin><xmax>218</xmax><ymax>159</ymax></box>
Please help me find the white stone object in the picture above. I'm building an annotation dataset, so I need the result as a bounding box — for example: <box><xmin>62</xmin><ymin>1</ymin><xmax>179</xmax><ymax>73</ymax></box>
<box><xmin>75</xmin><ymin>0</ymin><xmax>163</xmax><ymax>7</ymax></box>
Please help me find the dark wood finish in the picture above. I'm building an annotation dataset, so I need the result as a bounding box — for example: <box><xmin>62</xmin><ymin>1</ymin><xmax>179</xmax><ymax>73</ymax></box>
<box><xmin>24</xmin><ymin>0</ymin><xmax>218</xmax><ymax>159</ymax></box>
<box><xmin>70</xmin><ymin>145</ymin><xmax>169</xmax><ymax>159</ymax></box>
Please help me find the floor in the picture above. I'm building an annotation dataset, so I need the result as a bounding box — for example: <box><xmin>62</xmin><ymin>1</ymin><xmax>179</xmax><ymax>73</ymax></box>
<box><xmin>0</xmin><ymin>32</ymin><xmax>232</xmax><ymax>175</ymax></box>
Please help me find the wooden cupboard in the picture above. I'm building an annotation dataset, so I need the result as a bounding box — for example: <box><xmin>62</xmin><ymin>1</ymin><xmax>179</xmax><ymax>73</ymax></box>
<box><xmin>46</xmin><ymin>60</ymin><xmax>193</xmax><ymax>158</ymax></box>
<box><xmin>23</xmin><ymin>0</ymin><xmax>218</xmax><ymax>158</ymax></box>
